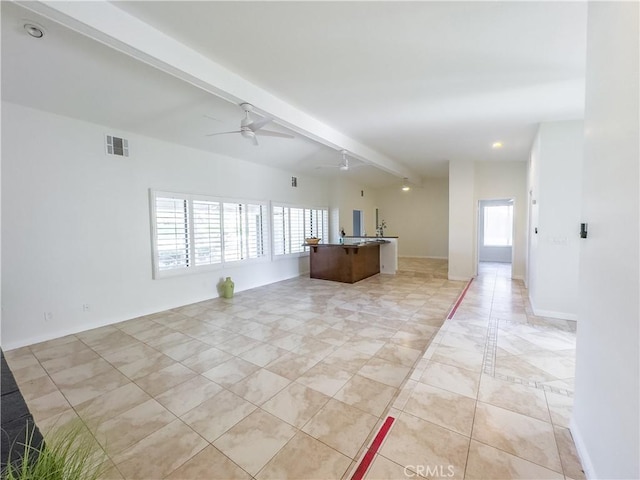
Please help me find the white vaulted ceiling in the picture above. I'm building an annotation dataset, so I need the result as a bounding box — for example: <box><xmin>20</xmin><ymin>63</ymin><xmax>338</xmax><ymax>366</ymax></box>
<box><xmin>2</xmin><ymin>1</ymin><xmax>587</xmax><ymax>185</ymax></box>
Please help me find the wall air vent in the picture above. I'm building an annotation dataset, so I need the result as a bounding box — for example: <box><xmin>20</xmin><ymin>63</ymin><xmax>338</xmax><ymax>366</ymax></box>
<box><xmin>105</xmin><ymin>135</ymin><xmax>129</xmax><ymax>157</ymax></box>
<box><xmin>291</xmin><ymin>176</ymin><xmax>298</xmax><ymax>187</ymax></box>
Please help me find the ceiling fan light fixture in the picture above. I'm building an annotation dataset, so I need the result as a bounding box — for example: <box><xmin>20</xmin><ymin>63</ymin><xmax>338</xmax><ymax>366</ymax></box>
<box><xmin>401</xmin><ymin>178</ymin><xmax>411</xmax><ymax>191</ymax></box>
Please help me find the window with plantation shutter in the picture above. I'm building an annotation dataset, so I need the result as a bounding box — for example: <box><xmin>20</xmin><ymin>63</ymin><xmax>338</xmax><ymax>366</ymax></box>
<box><xmin>272</xmin><ymin>204</ymin><xmax>329</xmax><ymax>257</ymax></box>
<box><xmin>151</xmin><ymin>191</ymin><xmax>268</xmax><ymax>278</ymax></box>
<box><xmin>155</xmin><ymin>196</ymin><xmax>190</xmax><ymax>271</ymax></box>
<box><xmin>193</xmin><ymin>200</ymin><xmax>222</xmax><ymax>266</ymax></box>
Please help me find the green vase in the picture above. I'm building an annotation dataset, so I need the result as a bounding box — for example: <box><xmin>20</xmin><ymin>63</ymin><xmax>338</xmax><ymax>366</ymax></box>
<box><xmin>222</xmin><ymin>277</ymin><xmax>235</xmax><ymax>299</ymax></box>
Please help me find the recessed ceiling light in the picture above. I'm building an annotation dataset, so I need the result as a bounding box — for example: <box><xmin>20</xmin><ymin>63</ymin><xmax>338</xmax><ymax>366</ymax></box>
<box><xmin>492</xmin><ymin>141</ymin><xmax>503</xmax><ymax>149</ymax></box>
<box><xmin>24</xmin><ymin>23</ymin><xmax>44</xmax><ymax>39</ymax></box>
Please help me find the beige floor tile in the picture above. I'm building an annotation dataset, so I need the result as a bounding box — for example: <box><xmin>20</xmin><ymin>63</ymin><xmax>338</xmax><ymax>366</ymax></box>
<box><xmin>379</xmin><ymin>412</ymin><xmax>469</xmax><ymax>480</ymax></box>
<box><xmin>100</xmin><ymin>343</ymin><xmax>160</xmax><ymax>368</ymax></box>
<box><xmin>12</xmin><ymin>363</ymin><xmax>48</xmax><ymax>383</ymax></box>
<box><xmin>545</xmin><ymin>391</ymin><xmax>573</xmax><ymax>428</ymax></box>
<box><xmin>4</xmin><ymin>348</ymin><xmax>41</xmax><ymax>370</ymax></box>
<box><xmin>217</xmin><ymin>334</ymin><xmax>263</xmax><ymax>355</ymax></box>
<box><xmin>49</xmin><ymin>357</ymin><xmax>114</xmax><ymax>388</ymax></box>
<box><xmin>181</xmin><ymin>389</ymin><xmax>257</xmax><ymax>442</ymax></box>
<box><xmin>239</xmin><ymin>343</ymin><xmax>290</xmax><ymax>367</ymax></box>
<box><xmin>554</xmin><ymin>426</ymin><xmax>586</xmax><ymax>480</ymax></box>
<box><xmin>114</xmin><ymin>419</ymin><xmax>207</xmax><ymax>479</ymax></box>
<box><xmin>115</xmin><ymin>350</ymin><xmax>175</xmax><ymax>380</ymax></box>
<box><xmin>229</xmin><ymin>368</ymin><xmax>290</xmax><ymax>405</ymax></box>
<box><xmin>134</xmin><ymin>362</ymin><xmax>195</xmax><ymax>397</ymax></box>
<box><xmin>202</xmin><ymin>357</ymin><xmax>260</xmax><ymax>388</ymax></box>
<box><xmin>494</xmin><ymin>354</ymin><xmax>560</xmax><ymax>383</ymax></box>
<box><xmin>322</xmin><ymin>347</ymin><xmax>372</xmax><ymax>373</ymax></box>
<box><xmin>438</xmin><ymin>331</ymin><xmax>486</xmax><ymax>353</ymax></box>
<box><xmin>334</xmin><ymin>374</ymin><xmax>397</xmax><ymax>417</ymax></box>
<box><xmin>302</xmin><ymin>398</ymin><xmax>378</xmax><ymax>459</ymax></box>
<box><xmin>296</xmin><ymin>361</ymin><xmax>354</xmax><ymax>396</ymax></box>
<box><xmin>262</xmin><ymin>382</ymin><xmax>330</xmax><ymax>428</ymax></box>
<box><xmin>375</xmin><ymin>343</ymin><xmax>422</xmax><ymax>367</ymax></box>
<box><xmin>420</xmin><ymin>361</ymin><xmax>480</xmax><ymax>399</ymax></box>
<box><xmin>75</xmin><ymin>382</ymin><xmax>150</xmax><ymax>423</ymax></box>
<box><xmin>17</xmin><ymin>374</ymin><xmax>62</xmax><ymax>401</ymax></box>
<box><xmin>265</xmin><ymin>351</ymin><xmax>319</xmax><ymax>380</ymax></box>
<box><xmin>478</xmin><ymin>374</ymin><xmax>550</xmax><ymax>421</ymax></box>
<box><xmin>58</xmin><ymin>368</ymin><xmax>130</xmax><ymax>406</ymax></box>
<box><xmin>160</xmin><ymin>338</ymin><xmax>212</xmax><ymax>362</ymax></box>
<box><xmin>155</xmin><ymin>375</ymin><xmax>223</xmax><ymax>416</ymax></box>
<box><xmin>180</xmin><ymin>346</ymin><xmax>233</xmax><ymax>373</ymax></box>
<box><xmin>358</xmin><ymin>357</ymin><xmax>412</xmax><ymax>388</ymax></box>
<box><xmin>465</xmin><ymin>439</ymin><xmax>563</xmax><ymax>479</ymax></box>
<box><xmin>40</xmin><ymin>348</ymin><xmax>102</xmax><ymax>374</ymax></box>
<box><xmin>257</xmin><ymin>431</ymin><xmax>352</xmax><ymax>480</ymax></box>
<box><xmin>83</xmin><ymin>330</ymin><xmax>140</xmax><ymax>356</ymax></box>
<box><xmin>213</xmin><ymin>409</ymin><xmax>297</xmax><ymax>476</ymax></box>
<box><xmin>28</xmin><ymin>390</ymin><xmax>72</xmax><ymax>423</ymax></box>
<box><xmin>472</xmin><ymin>402</ymin><xmax>563</xmax><ymax>473</ymax></box>
<box><xmin>365</xmin><ymin>454</ymin><xmax>419</xmax><ymax>480</ymax></box>
<box><xmin>392</xmin><ymin>379</ymin><xmax>417</xmax><ymax>411</ymax></box>
<box><xmin>96</xmin><ymin>399</ymin><xmax>176</xmax><ymax>457</ymax></box>
<box><xmin>31</xmin><ymin>339</ymin><xmax>90</xmax><ymax>363</ymax></box>
<box><xmin>165</xmin><ymin>445</ymin><xmax>251</xmax><ymax>480</ymax></box>
<box><xmin>403</xmin><ymin>382</ymin><xmax>476</xmax><ymax>436</ymax></box>
<box><xmin>430</xmin><ymin>344</ymin><xmax>484</xmax><ymax>373</ymax></box>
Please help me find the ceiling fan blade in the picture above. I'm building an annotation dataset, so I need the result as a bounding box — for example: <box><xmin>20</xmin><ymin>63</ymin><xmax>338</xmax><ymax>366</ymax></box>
<box><xmin>248</xmin><ymin>116</ymin><xmax>273</xmax><ymax>132</ymax></box>
<box><xmin>255</xmin><ymin>130</ymin><xmax>294</xmax><ymax>139</ymax></box>
<box><xmin>206</xmin><ymin>130</ymin><xmax>241</xmax><ymax>137</ymax></box>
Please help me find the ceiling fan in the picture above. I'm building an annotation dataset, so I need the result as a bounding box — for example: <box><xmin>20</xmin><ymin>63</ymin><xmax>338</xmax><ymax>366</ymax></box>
<box><xmin>316</xmin><ymin>150</ymin><xmax>365</xmax><ymax>171</ymax></box>
<box><xmin>206</xmin><ymin>103</ymin><xmax>294</xmax><ymax>146</ymax></box>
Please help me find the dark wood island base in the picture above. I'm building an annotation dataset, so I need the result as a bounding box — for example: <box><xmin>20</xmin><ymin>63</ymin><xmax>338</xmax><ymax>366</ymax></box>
<box><xmin>309</xmin><ymin>243</ymin><xmax>382</xmax><ymax>283</ymax></box>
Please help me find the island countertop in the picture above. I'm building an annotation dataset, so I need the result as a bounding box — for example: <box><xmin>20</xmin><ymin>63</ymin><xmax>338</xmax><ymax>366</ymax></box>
<box><xmin>308</xmin><ymin>242</ymin><xmax>383</xmax><ymax>283</ymax></box>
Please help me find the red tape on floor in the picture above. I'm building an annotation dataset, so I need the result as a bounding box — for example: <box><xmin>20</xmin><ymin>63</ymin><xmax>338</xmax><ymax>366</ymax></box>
<box><xmin>351</xmin><ymin>416</ymin><xmax>395</xmax><ymax>480</ymax></box>
<box><xmin>447</xmin><ymin>277</ymin><xmax>474</xmax><ymax>319</ymax></box>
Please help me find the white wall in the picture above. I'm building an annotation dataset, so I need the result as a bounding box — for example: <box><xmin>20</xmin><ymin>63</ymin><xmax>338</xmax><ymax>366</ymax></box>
<box><xmin>448</xmin><ymin>161</ymin><xmax>475</xmax><ymax>280</ymax></box>
<box><xmin>571</xmin><ymin>2</ymin><xmax>639</xmax><ymax>478</ymax></box>
<box><xmin>527</xmin><ymin>121</ymin><xmax>583</xmax><ymax>319</ymax></box>
<box><xmin>475</xmin><ymin>162</ymin><xmax>527</xmax><ymax>278</ymax></box>
<box><xmin>375</xmin><ymin>178</ymin><xmax>448</xmax><ymax>258</ymax></box>
<box><xmin>329</xmin><ymin>177</ymin><xmax>378</xmax><ymax>242</ymax></box>
<box><xmin>1</xmin><ymin>102</ymin><xmax>330</xmax><ymax>349</ymax></box>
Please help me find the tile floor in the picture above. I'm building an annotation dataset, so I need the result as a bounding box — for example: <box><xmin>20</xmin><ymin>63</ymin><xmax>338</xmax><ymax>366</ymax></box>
<box><xmin>4</xmin><ymin>259</ymin><xmax>585</xmax><ymax>479</ymax></box>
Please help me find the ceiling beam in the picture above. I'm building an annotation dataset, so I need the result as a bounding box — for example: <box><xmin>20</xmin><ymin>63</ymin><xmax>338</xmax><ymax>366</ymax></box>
<box><xmin>16</xmin><ymin>0</ymin><xmax>421</xmax><ymax>185</ymax></box>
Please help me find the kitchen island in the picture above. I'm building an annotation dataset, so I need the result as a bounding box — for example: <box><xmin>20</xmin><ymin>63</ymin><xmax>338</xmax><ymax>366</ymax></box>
<box><xmin>308</xmin><ymin>241</ymin><xmax>388</xmax><ymax>284</ymax></box>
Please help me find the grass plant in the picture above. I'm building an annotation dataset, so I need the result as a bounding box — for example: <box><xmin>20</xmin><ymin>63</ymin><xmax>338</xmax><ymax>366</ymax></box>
<box><xmin>2</xmin><ymin>420</ymin><xmax>106</xmax><ymax>480</ymax></box>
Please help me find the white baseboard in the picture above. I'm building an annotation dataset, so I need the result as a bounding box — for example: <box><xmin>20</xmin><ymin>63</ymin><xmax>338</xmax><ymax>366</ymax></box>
<box><xmin>528</xmin><ymin>294</ymin><xmax>578</xmax><ymax>321</ymax></box>
<box><xmin>570</xmin><ymin>417</ymin><xmax>596</xmax><ymax>479</ymax></box>
<box><xmin>448</xmin><ymin>275</ymin><xmax>473</xmax><ymax>281</ymax></box>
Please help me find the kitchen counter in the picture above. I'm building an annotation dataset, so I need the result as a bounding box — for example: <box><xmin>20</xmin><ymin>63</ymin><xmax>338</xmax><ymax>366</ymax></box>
<box><xmin>308</xmin><ymin>242</ymin><xmax>382</xmax><ymax>283</ymax></box>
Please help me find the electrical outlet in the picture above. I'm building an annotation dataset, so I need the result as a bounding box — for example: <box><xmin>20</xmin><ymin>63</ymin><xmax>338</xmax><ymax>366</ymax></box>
<box><xmin>82</xmin><ymin>304</ymin><xmax>90</xmax><ymax>312</ymax></box>
<box><xmin>44</xmin><ymin>311</ymin><xmax>53</xmax><ymax>322</ymax></box>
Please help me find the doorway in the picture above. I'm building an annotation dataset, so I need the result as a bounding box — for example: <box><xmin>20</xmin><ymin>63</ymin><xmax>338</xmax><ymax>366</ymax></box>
<box><xmin>353</xmin><ymin>210</ymin><xmax>364</xmax><ymax>236</ymax></box>
<box><xmin>478</xmin><ymin>199</ymin><xmax>514</xmax><ymax>276</ymax></box>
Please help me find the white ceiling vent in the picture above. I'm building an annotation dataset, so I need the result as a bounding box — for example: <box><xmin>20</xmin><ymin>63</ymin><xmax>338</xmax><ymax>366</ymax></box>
<box><xmin>105</xmin><ymin>135</ymin><xmax>129</xmax><ymax>157</ymax></box>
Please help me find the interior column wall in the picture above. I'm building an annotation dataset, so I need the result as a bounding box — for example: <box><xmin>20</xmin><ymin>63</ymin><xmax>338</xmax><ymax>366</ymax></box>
<box><xmin>571</xmin><ymin>2</ymin><xmax>639</xmax><ymax>478</ymax></box>
<box><xmin>527</xmin><ymin>121</ymin><xmax>583</xmax><ymax>319</ymax></box>
<box><xmin>448</xmin><ymin>160</ymin><xmax>475</xmax><ymax>280</ymax></box>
